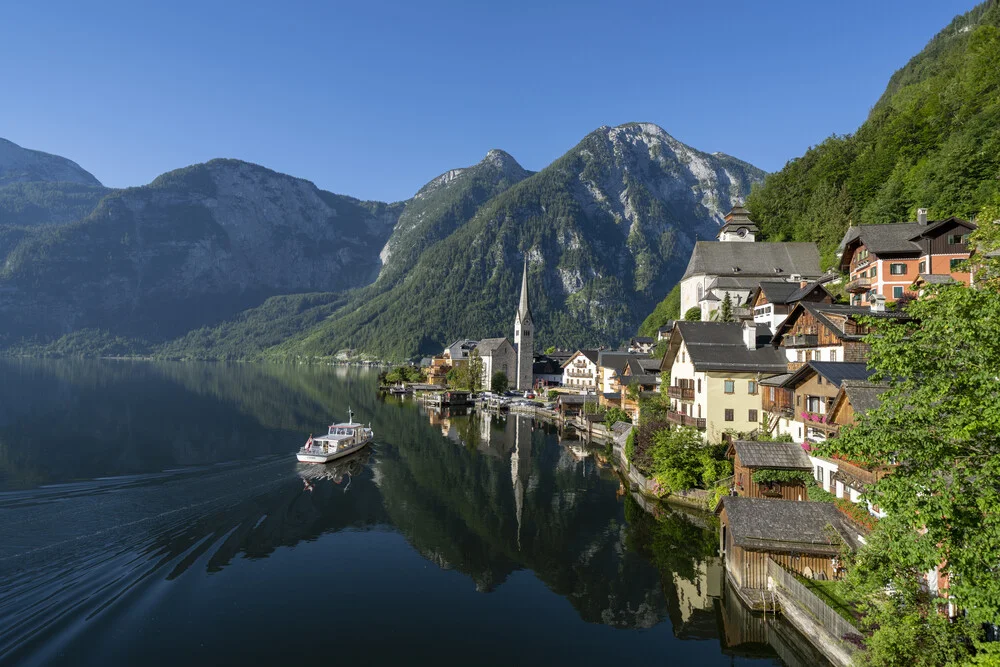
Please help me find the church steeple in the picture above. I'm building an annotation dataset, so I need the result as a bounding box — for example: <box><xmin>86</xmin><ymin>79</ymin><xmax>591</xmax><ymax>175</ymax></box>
<box><xmin>518</xmin><ymin>257</ymin><xmax>532</xmax><ymax>323</ymax></box>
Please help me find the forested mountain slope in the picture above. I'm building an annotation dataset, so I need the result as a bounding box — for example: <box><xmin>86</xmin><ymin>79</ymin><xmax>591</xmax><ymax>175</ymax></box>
<box><xmin>746</xmin><ymin>0</ymin><xmax>1000</xmax><ymax>267</ymax></box>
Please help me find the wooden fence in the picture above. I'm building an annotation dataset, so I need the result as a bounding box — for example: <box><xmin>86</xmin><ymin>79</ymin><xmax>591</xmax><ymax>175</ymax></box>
<box><xmin>767</xmin><ymin>558</ymin><xmax>861</xmax><ymax>645</ymax></box>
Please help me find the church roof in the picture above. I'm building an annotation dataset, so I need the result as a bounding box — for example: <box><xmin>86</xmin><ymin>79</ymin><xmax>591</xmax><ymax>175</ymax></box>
<box><xmin>518</xmin><ymin>258</ymin><xmax>532</xmax><ymax>322</ymax></box>
<box><xmin>682</xmin><ymin>242</ymin><xmax>822</xmax><ymax>280</ymax></box>
<box><xmin>475</xmin><ymin>338</ymin><xmax>511</xmax><ymax>355</ymax></box>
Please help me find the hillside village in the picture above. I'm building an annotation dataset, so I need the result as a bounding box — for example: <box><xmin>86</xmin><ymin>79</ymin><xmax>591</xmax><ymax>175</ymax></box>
<box><xmin>403</xmin><ymin>203</ymin><xmax>994</xmax><ymax>665</ymax></box>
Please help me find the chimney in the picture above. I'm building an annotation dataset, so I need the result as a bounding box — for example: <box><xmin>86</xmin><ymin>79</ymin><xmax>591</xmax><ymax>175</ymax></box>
<box><xmin>870</xmin><ymin>294</ymin><xmax>887</xmax><ymax>313</ymax></box>
<box><xmin>800</xmin><ymin>280</ymin><xmax>810</xmax><ymax>289</ymax></box>
<box><xmin>743</xmin><ymin>321</ymin><xmax>758</xmax><ymax>350</ymax></box>
<box><xmin>917</xmin><ymin>208</ymin><xmax>928</xmax><ymax>225</ymax></box>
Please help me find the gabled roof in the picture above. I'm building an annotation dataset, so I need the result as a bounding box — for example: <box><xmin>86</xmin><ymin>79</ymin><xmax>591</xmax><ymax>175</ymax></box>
<box><xmin>716</xmin><ymin>496</ymin><xmax>863</xmax><ymax>553</ymax></box>
<box><xmin>619</xmin><ymin>374</ymin><xmax>658</xmax><ymax>386</ymax></box>
<box><xmin>596</xmin><ymin>351</ymin><xmax>633</xmax><ymax>372</ymax></box>
<box><xmin>783</xmin><ymin>361</ymin><xmax>874</xmax><ymax>390</ymax></box>
<box><xmin>838</xmin><ymin>218</ymin><xmax>976</xmax><ymax>270</ymax></box>
<box><xmin>730</xmin><ymin>440</ymin><xmax>812</xmax><ymax>470</ymax></box>
<box><xmin>561</xmin><ymin>349</ymin><xmax>599</xmax><ymax>368</ymax></box>
<box><xmin>830</xmin><ymin>379</ymin><xmax>889</xmax><ymax>418</ymax></box>
<box><xmin>771</xmin><ymin>302</ymin><xmax>910</xmax><ymax>345</ymax></box>
<box><xmin>475</xmin><ymin>338</ymin><xmax>511</xmax><ymax>355</ymax></box>
<box><xmin>682</xmin><ymin>241</ymin><xmax>822</xmax><ymax>280</ymax></box>
<box><xmin>446</xmin><ymin>338</ymin><xmax>479</xmax><ymax>351</ymax></box>
<box><xmin>630</xmin><ymin>336</ymin><xmax>655</xmax><ymax>344</ymax></box>
<box><xmin>635</xmin><ymin>358</ymin><xmax>662</xmax><ymax>373</ymax></box>
<box><xmin>912</xmin><ymin>273</ymin><xmax>955</xmax><ymax>286</ymax></box>
<box><xmin>665</xmin><ymin>322</ymin><xmax>788</xmax><ymax>374</ymax></box>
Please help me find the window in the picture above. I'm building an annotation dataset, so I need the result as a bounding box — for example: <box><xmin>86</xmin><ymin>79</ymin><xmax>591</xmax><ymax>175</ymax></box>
<box><xmin>815</xmin><ymin>466</ymin><xmax>823</xmax><ymax>483</ymax></box>
<box><xmin>748</xmin><ymin>380</ymin><xmax>757</xmax><ymax>395</ymax></box>
<box><xmin>817</xmin><ymin>375</ymin><xmax>823</xmax><ymax>385</ymax></box>
<box><xmin>950</xmin><ymin>258</ymin><xmax>964</xmax><ymax>272</ymax></box>
<box><xmin>797</xmin><ymin>350</ymin><xmax>804</xmax><ymax>362</ymax></box>
<box><xmin>806</xmin><ymin>395</ymin><xmax>823</xmax><ymax>413</ymax></box>
<box><xmin>748</xmin><ymin>409</ymin><xmax>758</xmax><ymax>422</ymax></box>
<box><xmin>681</xmin><ymin>351</ymin><xmax>685</xmax><ymax>363</ymax></box>
<box><xmin>948</xmin><ymin>233</ymin><xmax>969</xmax><ymax>245</ymax></box>
<box><xmin>889</xmin><ymin>263</ymin><xmax>906</xmax><ymax>275</ymax></box>
<box><xmin>918</xmin><ymin>260</ymin><xmax>926</xmax><ymax>273</ymax></box>
<box><xmin>724</xmin><ymin>409</ymin><xmax>734</xmax><ymax>422</ymax></box>
<box><xmin>697</xmin><ymin>378</ymin><xmax>701</xmax><ymax>393</ymax></box>
<box><xmin>724</xmin><ymin>380</ymin><xmax>735</xmax><ymax>394</ymax></box>
<box><xmin>893</xmin><ymin>286</ymin><xmax>904</xmax><ymax>298</ymax></box>
<box><xmin>829</xmin><ymin>350</ymin><xmax>837</xmax><ymax>362</ymax></box>
<box><xmin>769</xmin><ymin>387</ymin><xmax>775</xmax><ymax>401</ymax></box>
<box><xmin>870</xmin><ymin>266</ymin><xmax>877</xmax><ymax>278</ymax></box>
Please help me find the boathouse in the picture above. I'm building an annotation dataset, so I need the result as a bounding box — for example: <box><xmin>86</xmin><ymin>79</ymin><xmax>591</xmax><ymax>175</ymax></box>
<box><xmin>716</xmin><ymin>496</ymin><xmax>862</xmax><ymax>590</ymax></box>
<box><xmin>727</xmin><ymin>440</ymin><xmax>813</xmax><ymax>501</ymax></box>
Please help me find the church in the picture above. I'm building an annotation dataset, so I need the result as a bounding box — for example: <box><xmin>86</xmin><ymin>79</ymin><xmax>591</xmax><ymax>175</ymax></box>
<box><xmin>474</xmin><ymin>259</ymin><xmax>534</xmax><ymax>391</ymax></box>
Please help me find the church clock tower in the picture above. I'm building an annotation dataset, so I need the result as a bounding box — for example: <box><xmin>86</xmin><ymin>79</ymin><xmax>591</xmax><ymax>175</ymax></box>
<box><xmin>513</xmin><ymin>258</ymin><xmax>534</xmax><ymax>391</ymax></box>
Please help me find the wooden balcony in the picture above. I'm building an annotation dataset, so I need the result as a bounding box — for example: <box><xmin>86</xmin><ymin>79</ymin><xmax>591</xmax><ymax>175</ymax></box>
<box><xmin>846</xmin><ymin>277</ymin><xmax>872</xmax><ymax>294</ymax></box>
<box><xmin>666</xmin><ymin>410</ymin><xmax>706</xmax><ymax>430</ymax></box>
<box><xmin>783</xmin><ymin>333</ymin><xmax>819</xmax><ymax>348</ymax></box>
<box><xmin>667</xmin><ymin>385</ymin><xmax>694</xmax><ymax>400</ymax></box>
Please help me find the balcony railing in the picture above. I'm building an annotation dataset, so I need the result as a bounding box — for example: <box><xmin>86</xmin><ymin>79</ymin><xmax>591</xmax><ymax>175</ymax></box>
<box><xmin>666</xmin><ymin>410</ymin><xmax>706</xmax><ymax>430</ymax></box>
<box><xmin>565</xmin><ymin>369</ymin><xmax>593</xmax><ymax>378</ymax></box>
<box><xmin>667</xmin><ymin>386</ymin><xmax>694</xmax><ymax>400</ymax></box>
<box><xmin>846</xmin><ymin>277</ymin><xmax>872</xmax><ymax>294</ymax></box>
<box><xmin>783</xmin><ymin>333</ymin><xmax>819</xmax><ymax>348</ymax></box>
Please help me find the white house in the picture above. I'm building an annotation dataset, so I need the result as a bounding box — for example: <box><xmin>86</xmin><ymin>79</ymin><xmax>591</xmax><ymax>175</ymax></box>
<box><xmin>561</xmin><ymin>350</ymin><xmax>599</xmax><ymax>391</ymax></box>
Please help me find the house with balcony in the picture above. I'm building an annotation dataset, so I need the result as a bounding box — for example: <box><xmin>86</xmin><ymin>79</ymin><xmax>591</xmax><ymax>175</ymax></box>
<box><xmin>838</xmin><ymin>209</ymin><xmax>976</xmax><ymax>307</ymax></box>
<box><xmin>679</xmin><ymin>206</ymin><xmax>823</xmax><ymax>320</ymax></box>
<box><xmin>769</xmin><ymin>361</ymin><xmax>874</xmax><ymax>446</ymax></box>
<box><xmin>660</xmin><ymin>321</ymin><xmax>788</xmax><ymax>442</ymax></box>
<box><xmin>596</xmin><ymin>350</ymin><xmax>633</xmax><ymax>394</ymax></box>
<box><xmin>727</xmin><ymin>440</ymin><xmax>813</xmax><ymax>501</ymax></box>
<box><xmin>607</xmin><ymin>357</ymin><xmax>660</xmax><ymax>420</ymax></box>
<box><xmin>746</xmin><ymin>279</ymin><xmax>833</xmax><ymax>333</ymax></box>
<box><xmin>628</xmin><ymin>336</ymin><xmax>656</xmax><ymax>355</ymax></box>
<box><xmin>770</xmin><ymin>301</ymin><xmax>908</xmax><ymax>370</ymax></box>
<box><xmin>561</xmin><ymin>350</ymin><xmax>599</xmax><ymax>390</ymax></box>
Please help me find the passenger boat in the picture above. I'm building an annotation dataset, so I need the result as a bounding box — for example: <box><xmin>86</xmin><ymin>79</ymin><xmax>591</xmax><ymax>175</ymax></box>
<box><xmin>297</xmin><ymin>409</ymin><xmax>374</xmax><ymax>463</ymax></box>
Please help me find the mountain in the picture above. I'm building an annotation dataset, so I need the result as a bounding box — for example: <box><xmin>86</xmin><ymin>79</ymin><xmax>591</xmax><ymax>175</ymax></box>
<box><xmin>0</xmin><ymin>159</ymin><xmax>403</xmax><ymax>347</ymax></box>
<box><xmin>746</xmin><ymin>0</ymin><xmax>1000</xmax><ymax>268</ymax></box>
<box><xmin>0</xmin><ymin>138</ymin><xmax>102</xmax><ymax>187</ymax></box>
<box><xmin>261</xmin><ymin>123</ymin><xmax>764</xmax><ymax>360</ymax></box>
<box><xmin>0</xmin><ymin>138</ymin><xmax>111</xmax><ymax>227</ymax></box>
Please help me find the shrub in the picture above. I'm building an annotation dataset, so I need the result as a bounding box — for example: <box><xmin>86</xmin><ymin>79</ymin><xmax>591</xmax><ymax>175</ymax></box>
<box><xmin>684</xmin><ymin>307</ymin><xmax>701</xmax><ymax>321</ymax></box>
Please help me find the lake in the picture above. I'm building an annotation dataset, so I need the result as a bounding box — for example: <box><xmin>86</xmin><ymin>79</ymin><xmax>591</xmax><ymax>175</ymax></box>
<box><xmin>0</xmin><ymin>360</ymin><xmax>828</xmax><ymax>666</ymax></box>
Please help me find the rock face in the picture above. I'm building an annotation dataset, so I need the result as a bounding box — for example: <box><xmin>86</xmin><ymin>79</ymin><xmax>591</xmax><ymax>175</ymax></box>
<box><xmin>269</xmin><ymin>123</ymin><xmax>765</xmax><ymax>359</ymax></box>
<box><xmin>0</xmin><ymin>138</ymin><xmax>102</xmax><ymax>187</ymax></box>
<box><xmin>0</xmin><ymin>159</ymin><xmax>402</xmax><ymax>343</ymax></box>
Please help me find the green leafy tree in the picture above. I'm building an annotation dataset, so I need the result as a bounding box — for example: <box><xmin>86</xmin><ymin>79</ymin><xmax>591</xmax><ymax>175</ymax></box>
<box><xmin>648</xmin><ymin>427</ymin><xmax>704</xmax><ymax>493</ymax></box>
<box><xmin>638</xmin><ymin>284</ymin><xmax>680</xmax><ymax>337</ymax></box>
<box><xmin>603</xmin><ymin>407</ymin><xmax>631</xmax><ymax>430</ymax></box>
<box><xmin>467</xmin><ymin>351</ymin><xmax>484</xmax><ymax>393</ymax></box>
<box><xmin>490</xmin><ymin>371</ymin><xmax>508</xmax><ymax>394</ymax></box>
<box><xmin>683</xmin><ymin>307</ymin><xmax>701</xmax><ymax>321</ymax></box>
<box><xmin>826</xmin><ymin>253</ymin><xmax>1000</xmax><ymax>661</ymax></box>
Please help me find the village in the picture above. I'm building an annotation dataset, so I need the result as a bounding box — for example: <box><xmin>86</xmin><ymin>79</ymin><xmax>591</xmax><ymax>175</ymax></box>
<box><xmin>383</xmin><ymin>204</ymin><xmax>991</xmax><ymax>666</ymax></box>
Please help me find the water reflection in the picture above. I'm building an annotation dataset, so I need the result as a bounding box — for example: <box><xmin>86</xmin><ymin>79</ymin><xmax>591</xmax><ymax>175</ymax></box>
<box><xmin>0</xmin><ymin>360</ymin><xmax>826</xmax><ymax>666</ymax></box>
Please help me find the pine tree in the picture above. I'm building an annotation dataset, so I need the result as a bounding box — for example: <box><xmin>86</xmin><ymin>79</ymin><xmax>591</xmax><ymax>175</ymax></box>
<box><xmin>720</xmin><ymin>292</ymin><xmax>734</xmax><ymax>323</ymax></box>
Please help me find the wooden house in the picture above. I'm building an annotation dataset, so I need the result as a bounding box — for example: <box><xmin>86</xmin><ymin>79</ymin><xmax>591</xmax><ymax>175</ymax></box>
<box><xmin>746</xmin><ymin>279</ymin><xmax>833</xmax><ymax>333</ymax></box>
<box><xmin>716</xmin><ymin>496</ymin><xmax>863</xmax><ymax>590</ymax></box>
<box><xmin>727</xmin><ymin>440</ymin><xmax>813</xmax><ymax>500</ymax></box>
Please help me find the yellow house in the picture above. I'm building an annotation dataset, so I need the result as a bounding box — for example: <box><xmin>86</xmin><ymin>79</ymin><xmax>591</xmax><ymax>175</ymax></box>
<box><xmin>660</xmin><ymin>321</ymin><xmax>788</xmax><ymax>443</ymax></box>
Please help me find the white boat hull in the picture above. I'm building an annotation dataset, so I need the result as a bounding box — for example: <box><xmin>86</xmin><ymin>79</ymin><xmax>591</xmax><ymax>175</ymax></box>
<box><xmin>296</xmin><ymin>436</ymin><xmax>372</xmax><ymax>463</ymax></box>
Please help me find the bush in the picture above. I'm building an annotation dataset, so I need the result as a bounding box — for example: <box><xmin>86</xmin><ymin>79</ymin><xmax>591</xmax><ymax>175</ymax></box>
<box><xmin>491</xmin><ymin>371</ymin><xmax>509</xmax><ymax>394</ymax></box>
<box><xmin>684</xmin><ymin>307</ymin><xmax>701</xmax><ymax>321</ymax></box>
<box><xmin>547</xmin><ymin>389</ymin><xmax>558</xmax><ymax>401</ymax></box>
<box><xmin>604</xmin><ymin>406</ymin><xmax>631</xmax><ymax>430</ymax></box>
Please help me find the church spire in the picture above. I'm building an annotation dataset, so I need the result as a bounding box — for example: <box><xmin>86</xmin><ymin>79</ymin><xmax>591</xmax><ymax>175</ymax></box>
<box><xmin>518</xmin><ymin>257</ymin><xmax>532</xmax><ymax>322</ymax></box>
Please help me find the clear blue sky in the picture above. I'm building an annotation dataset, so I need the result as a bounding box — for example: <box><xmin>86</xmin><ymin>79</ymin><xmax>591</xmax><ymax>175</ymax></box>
<box><xmin>0</xmin><ymin>0</ymin><xmax>978</xmax><ymax>202</ymax></box>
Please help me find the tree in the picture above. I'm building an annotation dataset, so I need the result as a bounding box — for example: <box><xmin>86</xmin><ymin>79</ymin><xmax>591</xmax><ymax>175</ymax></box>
<box><xmin>639</xmin><ymin>284</ymin><xmax>681</xmax><ymax>337</ymax></box>
<box><xmin>467</xmin><ymin>350</ymin><xmax>484</xmax><ymax>393</ymax></box>
<box><xmin>684</xmin><ymin>307</ymin><xmax>701</xmax><ymax>321</ymax></box>
<box><xmin>825</xmin><ymin>250</ymin><xmax>1000</xmax><ymax>661</ymax></box>
<box><xmin>491</xmin><ymin>371</ymin><xmax>508</xmax><ymax>394</ymax></box>
<box><xmin>544</xmin><ymin>345</ymin><xmax>557</xmax><ymax>355</ymax></box>
<box><xmin>604</xmin><ymin>407</ymin><xmax>631</xmax><ymax>430</ymax></box>
<box><xmin>718</xmin><ymin>292</ymin><xmax>734</xmax><ymax>322</ymax></box>
<box><xmin>648</xmin><ymin>426</ymin><xmax>704</xmax><ymax>492</ymax></box>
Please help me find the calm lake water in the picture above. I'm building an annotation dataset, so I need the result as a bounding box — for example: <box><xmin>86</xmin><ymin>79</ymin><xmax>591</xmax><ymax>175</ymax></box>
<box><xmin>0</xmin><ymin>360</ymin><xmax>829</xmax><ymax>666</ymax></box>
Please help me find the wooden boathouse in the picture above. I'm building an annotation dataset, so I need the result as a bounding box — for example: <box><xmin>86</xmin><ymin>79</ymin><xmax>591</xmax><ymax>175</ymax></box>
<box><xmin>727</xmin><ymin>440</ymin><xmax>813</xmax><ymax>501</ymax></box>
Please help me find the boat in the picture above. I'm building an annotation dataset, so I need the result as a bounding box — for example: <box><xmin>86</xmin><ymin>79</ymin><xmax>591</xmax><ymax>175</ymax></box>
<box><xmin>297</xmin><ymin>447</ymin><xmax>372</xmax><ymax>486</ymax></box>
<box><xmin>297</xmin><ymin>408</ymin><xmax>374</xmax><ymax>463</ymax></box>
<box><xmin>388</xmin><ymin>384</ymin><xmax>411</xmax><ymax>395</ymax></box>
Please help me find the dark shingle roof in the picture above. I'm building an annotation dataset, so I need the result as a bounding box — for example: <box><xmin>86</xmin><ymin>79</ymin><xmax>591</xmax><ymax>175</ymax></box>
<box><xmin>839</xmin><ymin>223</ymin><xmax>925</xmax><ymax>255</ymax></box>
<box><xmin>753</xmin><ymin>280</ymin><xmax>803</xmax><ymax>304</ymax></box>
<box><xmin>631</xmin><ymin>336</ymin><xmax>655</xmax><ymax>344</ymax></box>
<box><xmin>785</xmin><ymin>361</ymin><xmax>874</xmax><ymax>389</ymax></box>
<box><xmin>682</xmin><ymin>242</ymin><xmax>822</xmax><ymax>280</ymax></box>
<box><xmin>612</xmin><ymin>421</ymin><xmax>634</xmax><ymax>436</ymax></box>
<box><xmin>636</xmin><ymin>358</ymin><xmax>662</xmax><ymax>372</ymax></box>
<box><xmin>840</xmin><ymin>380</ymin><xmax>888</xmax><ymax>415</ymax></box>
<box><xmin>475</xmin><ymin>338</ymin><xmax>510</xmax><ymax>355</ymax></box>
<box><xmin>597</xmin><ymin>351</ymin><xmax>632</xmax><ymax>372</ymax></box>
<box><xmin>915</xmin><ymin>273</ymin><xmax>955</xmax><ymax>285</ymax></box>
<box><xmin>672</xmin><ymin>322</ymin><xmax>788</xmax><ymax>373</ymax></box>
<box><xmin>563</xmin><ymin>349</ymin><xmax>599</xmax><ymax>367</ymax></box>
<box><xmin>772</xmin><ymin>302</ymin><xmax>910</xmax><ymax>344</ymax></box>
<box><xmin>732</xmin><ymin>440</ymin><xmax>812</xmax><ymax>470</ymax></box>
<box><xmin>717</xmin><ymin>496</ymin><xmax>863</xmax><ymax>553</ymax></box>
<box><xmin>760</xmin><ymin>373</ymin><xmax>792</xmax><ymax>386</ymax></box>
<box><xmin>619</xmin><ymin>374</ymin><xmax>658</xmax><ymax>386</ymax></box>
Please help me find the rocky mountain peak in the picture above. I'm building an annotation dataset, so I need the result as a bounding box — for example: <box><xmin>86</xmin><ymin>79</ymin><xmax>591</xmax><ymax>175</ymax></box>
<box><xmin>0</xmin><ymin>138</ymin><xmax>103</xmax><ymax>187</ymax></box>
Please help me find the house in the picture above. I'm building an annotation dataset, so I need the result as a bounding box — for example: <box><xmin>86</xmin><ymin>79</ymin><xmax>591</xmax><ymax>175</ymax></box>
<box><xmin>656</xmin><ymin>321</ymin><xmax>676</xmax><ymax>341</ymax></box>
<box><xmin>628</xmin><ymin>336</ymin><xmax>656</xmax><ymax>355</ymax></box>
<box><xmin>660</xmin><ymin>321</ymin><xmax>788</xmax><ymax>441</ymax></box>
<box><xmin>561</xmin><ymin>350</ymin><xmax>600</xmax><ymax>390</ymax></box>
<box><xmin>716</xmin><ymin>496</ymin><xmax>863</xmax><ymax>590</ymax></box>
<box><xmin>596</xmin><ymin>351</ymin><xmax>633</xmax><ymax>394</ymax></box>
<box><xmin>474</xmin><ymin>338</ymin><xmax>516</xmax><ymax>389</ymax></box>
<box><xmin>727</xmin><ymin>440</ymin><xmax>813</xmax><ymax>501</ymax></box>
<box><xmin>532</xmin><ymin>355</ymin><xmax>564</xmax><ymax>387</ymax></box>
<box><xmin>770</xmin><ymin>301</ymin><xmax>908</xmax><ymax>370</ymax></box>
<box><xmin>765</xmin><ymin>361</ymin><xmax>874</xmax><ymax>445</ymax></box>
<box><xmin>443</xmin><ymin>339</ymin><xmax>479</xmax><ymax>365</ymax></box>
<box><xmin>838</xmin><ymin>209</ymin><xmax>976</xmax><ymax>306</ymax></box>
<box><xmin>680</xmin><ymin>206</ymin><xmax>823</xmax><ymax>319</ymax></box>
<box><xmin>809</xmin><ymin>380</ymin><xmax>892</xmax><ymax>511</ymax></box>
<box><xmin>746</xmin><ymin>279</ymin><xmax>833</xmax><ymax>333</ymax></box>
<box><xmin>608</xmin><ymin>358</ymin><xmax>660</xmax><ymax>420</ymax></box>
